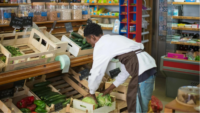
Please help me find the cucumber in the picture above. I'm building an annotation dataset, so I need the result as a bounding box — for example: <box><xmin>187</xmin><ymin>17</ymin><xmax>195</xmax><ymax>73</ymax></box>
<box><xmin>37</xmin><ymin>91</ymin><xmax>52</xmax><ymax>97</ymax></box>
<box><xmin>82</xmin><ymin>38</ymin><xmax>86</xmax><ymax>44</ymax></box>
<box><xmin>34</xmin><ymin>87</ymin><xmax>51</xmax><ymax>94</ymax></box>
<box><xmin>32</xmin><ymin>86</ymin><xmax>49</xmax><ymax>92</ymax></box>
<box><xmin>47</xmin><ymin>99</ymin><xmax>66</xmax><ymax>107</ymax></box>
<box><xmin>45</xmin><ymin>94</ymin><xmax>62</xmax><ymax>100</ymax></box>
<box><xmin>33</xmin><ymin>81</ymin><xmax>51</xmax><ymax>88</ymax></box>
<box><xmin>71</xmin><ymin>32</ymin><xmax>83</xmax><ymax>39</ymax></box>
<box><xmin>78</xmin><ymin>39</ymin><xmax>83</xmax><ymax>42</ymax></box>
<box><xmin>81</xmin><ymin>43</ymin><xmax>91</xmax><ymax>50</ymax></box>
<box><xmin>82</xmin><ymin>46</ymin><xmax>93</xmax><ymax>50</ymax></box>
<box><xmin>48</xmin><ymin>95</ymin><xmax>67</xmax><ymax>102</ymax></box>
<box><xmin>40</xmin><ymin>92</ymin><xmax>58</xmax><ymax>99</ymax></box>
<box><xmin>44</xmin><ymin>93</ymin><xmax>60</xmax><ymax>100</ymax></box>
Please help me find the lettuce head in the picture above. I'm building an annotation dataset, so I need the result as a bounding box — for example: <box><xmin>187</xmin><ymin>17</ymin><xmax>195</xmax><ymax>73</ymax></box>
<box><xmin>82</xmin><ymin>97</ymin><xmax>98</xmax><ymax>108</ymax></box>
<box><xmin>97</xmin><ymin>93</ymin><xmax>112</xmax><ymax>107</ymax></box>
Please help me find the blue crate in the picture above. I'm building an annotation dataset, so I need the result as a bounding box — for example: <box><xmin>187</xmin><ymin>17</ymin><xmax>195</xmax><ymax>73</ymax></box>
<box><xmin>185</xmin><ymin>0</ymin><xmax>196</xmax><ymax>2</ymax></box>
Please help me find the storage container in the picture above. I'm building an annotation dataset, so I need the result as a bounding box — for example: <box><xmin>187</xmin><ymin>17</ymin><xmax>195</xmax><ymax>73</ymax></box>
<box><xmin>46</xmin><ymin>3</ymin><xmax>59</xmax><ymax>21</ymax></box>
<box><xmin>61</xmin><ymin>35</ymin><xmax>93</xmax><ymax>57</ymax></box>
<box><xmin>10</xmin><ymin>0</ymin><xmax>17</xmax><ymax>3</ymax></box>
<box><xmin>185</xmin><ymin>24</ymin><xmax>192</xmax><ymax>28</ymax></box>
<box><xmin>0</xmin><ymin>8</ymin><xmax>11</xmax><ymax>25</ymax></box>
<box><xmin>73</xmin><ymin>92</ymin><xmax>116</xmax><ymax>113</ymax></box>
<box><xmin>192</xmin><ymin>24</ymin><xmax>198</xmax><ymax>28</ymax></box>
<box><xmin>185</xmin><ymin>0</ymin><xmax>196</xmax><ymax>2</ymax></box>
<box><xmin>71</xmin><ymin>3</ymin><xmax>82</xmax><ymax>20</ymax></box>
<box><xmin>81</xmin><ymin>3</ymin><xmax>90</xmax><ymax>19</ymax></box>
<box><xmin>33</xmin><ymin>2</ymin><xmax>45</xmax><ymax>10</ymax></box>
<box><xmin>172</xmin><ymin>23</ymin><xmax>178</xmax><ymax>27</ymax></box>
<box><xmin>10</xmin><ymin>7</ymin><xmax>17</xmax><ymax>18</ymax></box>
<box><xmin>18</xmin><ymin>4</ymin><xmax>33</xmax><ymax>17</ymax></box>
<box><xmin>57</xmin><ymin>3</ymin><xmax>71</xmax><ymax>20</ymax></box>
<box><xmin>0</xmin><ymin>28</ymin><xmax>57</xmax><ymax>71</ymax></box>
<box><xmin>177</xmin><ymin>24</ymin><xmax>185</xmax><ymax>28</ymax></box>
<box><xmin>33</xmin><ymin>9</ymin><xmax>47</xmax><ymax>22</ymax></box>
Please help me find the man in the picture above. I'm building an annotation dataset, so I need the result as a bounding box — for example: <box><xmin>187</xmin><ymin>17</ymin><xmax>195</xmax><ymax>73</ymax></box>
<box><xmin>84</xmin><ymin>23</ymin><xmax>156</xmax><ymax>113</ymax></box>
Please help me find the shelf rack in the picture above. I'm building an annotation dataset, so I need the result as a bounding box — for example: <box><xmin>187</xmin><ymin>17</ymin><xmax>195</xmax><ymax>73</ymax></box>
<box><xmin>171</xmin><ymin>27</ymin><xmax>200</xmax><ymax>31</ymax></box>
<box><xmin>91</xmin><ymin>15</ymin><xmax>118</xmax><ymax>18</ymax></box>
<box><xmin>119</xmin><ymin>0</ymin><xmax>142</xmax><ymax>42</ymax></box>
<box><xmin>89</xmin><ymin>3</ymin><xmax>119</xmax><ymax>6</ymax></box>
<box><xmin>171</xmin><ymin>41</ymin><xmax>200</xmax><ymax>46</ymax></box>
<box><xmin>172</xmin><ymin>16</ymin><xmax>200</xmax><ymax>20</ymax></box>
<box><xmin>172</xmin><ymin>2</ymin><xmax>200</xmax><ymax>5</ymax></box>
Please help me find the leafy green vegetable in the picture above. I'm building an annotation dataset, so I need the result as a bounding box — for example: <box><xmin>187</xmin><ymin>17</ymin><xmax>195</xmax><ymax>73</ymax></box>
<box><xmin>5</xmin><ymin>46</ymin><xmax>22</xmax><ymax>57</ymax></box>
<box><xmin>97</xmin><ymin>93</ymin><xmax>112</xmax><ymax>107</ymax></box>
<box><xmin>195</xmin><ymin>56</ymin><xmax>200</xmax><ymax>61</ymax></box>
<box><xmin>82</xmin><ymin>97</ymin><xmax>98</xmax><ymax>109</ymax></box>
<box><xmin>0</xmin><ymin>55</ymin><xmax>6</xmax><ymax>62</ymax></box>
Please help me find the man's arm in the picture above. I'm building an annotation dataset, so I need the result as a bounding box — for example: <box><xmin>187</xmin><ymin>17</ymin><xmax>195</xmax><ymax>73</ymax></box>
<box><xmin>88</xmin><ymin>56</ymin><xmax>111</xmax><ymax>94</ymax></box>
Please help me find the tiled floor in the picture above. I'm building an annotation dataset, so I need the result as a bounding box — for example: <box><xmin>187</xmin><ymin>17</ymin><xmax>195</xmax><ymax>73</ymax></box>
<box><xmin>152</xmin><ymin>77</ymin><xmax>174</xmax><ymax>113</ymax></box>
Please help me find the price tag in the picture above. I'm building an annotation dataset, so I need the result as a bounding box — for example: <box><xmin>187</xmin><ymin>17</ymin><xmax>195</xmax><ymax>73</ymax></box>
<box><xmin>54</xmin><ymin>102</ymin><xmax>63</xmax><ymax>111</ymax></box>
<box><xmin>79</xmin><ymin>68</ymin><xmax>90</xmax><ymax>80</ymax></box>
<box><xmin>65</xmin><ymin>23</ymin><xmax>73</xmax><ymax>32</ymax></box>
<box><xmin>14</xmin><ymin>79</ymin><xmax>25</xmax><ymax>87</ymax></box>
<box><xmin>9</xmin><ymin>17</ymin><xmax>23</xmax><ymax>28</ymax></box>
<box><xmin>0</xmin><ymin>88</ymin><xmax>14</xmax><ymax>99</ymax></box>
<box><xmin>109</xmin><ymin>68</ymin><xmax>121</xmax><ymax>79</ymax></box>
<box><xmin>23</xmin><ymin>17</ymin><xmax>33</xmax><ymax>28</ymax></box>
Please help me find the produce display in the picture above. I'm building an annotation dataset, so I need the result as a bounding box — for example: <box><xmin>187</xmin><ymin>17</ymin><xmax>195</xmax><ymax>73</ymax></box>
<box><xmin>31</xmin><ymin>81</ymin><xmax>70</xmax><ymax>107</ymax></box>
<box><xmin>0</xmin><ymin>46</ymin><xmax>23</xmax><ymax>63</ymax></box>
<box><xmin>16</xmin><ymin>96</ymin><xmax>47</xmax><ymax>113</ymax></box>
<box><xmin>5</xmin><ymin>46</ymin><xmax>23</xmax><ymax>57</ymax></box>
<box><xmin>70</xmin><ymin>32</ymin><xmax>93</xmax><ymax>50</ymax></box>
<box><xmin>195</xmin><ymin>55</ymin><xmax>200</xmax><ymax>61</ymax></box>
<box><xmin>82</xmin><ymin>93</ymin><xmax>112</xmax><ymax>109</ymax></box>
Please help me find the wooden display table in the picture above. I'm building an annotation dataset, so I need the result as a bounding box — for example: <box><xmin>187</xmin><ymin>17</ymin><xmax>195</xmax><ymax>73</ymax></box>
<box><xmin>164</xmin><ymin>100</ymin><xmax>198</xmax><ymax>113</ymax></box>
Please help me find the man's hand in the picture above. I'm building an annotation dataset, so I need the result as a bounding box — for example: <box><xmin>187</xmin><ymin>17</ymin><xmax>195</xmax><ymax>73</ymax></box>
<box><xmin>102</xmin><ymin>84</ymin><xmax>116</xmax><ymax>96</ymax></box>
<box><xmin>85</xmin><ymin>94</ymin><xmax>98</xmax><ymax>104</ymax></box>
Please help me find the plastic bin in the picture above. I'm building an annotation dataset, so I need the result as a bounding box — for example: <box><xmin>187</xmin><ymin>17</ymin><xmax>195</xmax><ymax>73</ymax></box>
<box><xmin>57</xmin><ymin>3</ymin><xmax>71</xmax><ymax>20</ymax></box>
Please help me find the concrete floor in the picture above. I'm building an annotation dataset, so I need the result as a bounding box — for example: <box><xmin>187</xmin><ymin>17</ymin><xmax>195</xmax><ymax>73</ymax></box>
<box><xmin>152</xmin><ymin>77</ymin><xmax>174</xmax><ymax>113</ymax></box>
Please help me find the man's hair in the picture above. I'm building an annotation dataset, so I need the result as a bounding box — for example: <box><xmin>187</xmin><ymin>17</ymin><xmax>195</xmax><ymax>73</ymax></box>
<box><xmin>84</xmin><ymin>23</ymin><xmax>103</xmax><ymax>37</ymax></box>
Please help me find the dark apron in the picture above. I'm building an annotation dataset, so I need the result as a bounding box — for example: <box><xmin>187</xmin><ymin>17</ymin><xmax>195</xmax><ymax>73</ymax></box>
<box><xmin>116</xmin><ymin>49</ymin><xmax>143</xmax><ymax>113</ymax></box>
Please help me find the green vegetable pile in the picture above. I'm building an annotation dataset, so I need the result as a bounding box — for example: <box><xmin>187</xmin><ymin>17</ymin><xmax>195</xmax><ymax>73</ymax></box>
<box><xmin>32</xmin><ymin>81</ymin><xmax>70</xmax><ymax>107</ymax></box>
<box><xmin>82</xmin><ymin>93</ymin><xmax>112</xmax><ymax>109</ymax></box>
<box><xmin>0</xmin><ymin>55</ymin><xmax>6</xmax><ymax>62</ymax></box>
<box><xmin>195</xmin><ymin>55</ymin><xmax>200</xmax><ymax>61</ymax></box>
<box><xmin>70</xmin><ymin>32</ymin><xmax>93</xmax><ymax>50</ymax></box>
<box><xmin>5</xmin><ymin>46</ymin><xmax>23</xmax><ymax>57</ymax></box>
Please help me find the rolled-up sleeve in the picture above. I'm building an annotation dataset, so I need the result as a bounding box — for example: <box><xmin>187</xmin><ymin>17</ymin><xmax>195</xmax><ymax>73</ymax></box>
<box><xmin>88</xmin><ymin>56</ymin><xmax>111</xmax><ymax>94</ymax></box>
<box><xmin>113</xmin><ymin>64</ymin><xmax>130</xmax><ymax>87</ymax></box>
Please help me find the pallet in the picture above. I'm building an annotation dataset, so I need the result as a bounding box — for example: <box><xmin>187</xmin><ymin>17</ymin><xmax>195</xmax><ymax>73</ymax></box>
<box><xmin>0</xmin><ymin>28</ymin><xmax>57</xmax><ymax>71</ymax></box>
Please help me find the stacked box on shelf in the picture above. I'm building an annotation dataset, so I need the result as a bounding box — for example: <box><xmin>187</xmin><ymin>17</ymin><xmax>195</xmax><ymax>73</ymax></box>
<box><xmin>26</xmin><ymin>75</ymin><xmax>70</xmax><ymax>112</ymax></box>
<box><xmin>0</xmin><ymin>28</ymin><xmax>57</xmax><ymax>71</ymax></box>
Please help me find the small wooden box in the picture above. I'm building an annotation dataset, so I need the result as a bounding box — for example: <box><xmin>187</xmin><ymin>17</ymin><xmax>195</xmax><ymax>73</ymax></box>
<box><xmin>105</xmin><ymin>76</ymin><xmax>132</xmax><ymax>101</ymax></box>
<box><xmin>61</xmin><ymin>35</ymin><xmax>93</xmax><ymax>57</ymax></box>
<box><xmin>0</xmin><ymin>28</ymin><xmax>57</xmax><ymax>71</ymax></box>
<box><xmin>73</xmin><ymin>93</ymin><xmax>116</xmax><ymax>113</ymax></box>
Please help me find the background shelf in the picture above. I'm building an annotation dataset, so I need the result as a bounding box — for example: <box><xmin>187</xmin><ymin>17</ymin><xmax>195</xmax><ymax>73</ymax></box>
<box><xmin>172</xmin><ymin>16</ymin><xmax>200</xmax><ymax>20</ymax></box>
<box><xmin>171</xmin><ymin>41</ymin><xmax>200</xmax><ymax>46</ymax></box>
<box><xmin>91</xmin><ymin>15</ymin><xmax>118</xmax><ymax>18</ymax></box>
<box><xmin>89</xmin><ymin>3</ymin><xmax>119</xmax><ymax>5</ymax></box>
<box><xmin>171</xmin><ymin>27</ymin><xmax>200</xmax><ymax>31</ymax></box>
<box><xmin>172</xmin><ymin>2</ymin><xmax>200</xmax><ymax>5</ymax></box>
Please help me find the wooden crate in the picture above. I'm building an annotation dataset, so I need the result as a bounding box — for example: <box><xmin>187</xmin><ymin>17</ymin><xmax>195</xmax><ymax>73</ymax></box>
<box><xmin>61</xmin><ymin>35</ymin><xmax>93</xmax><ymax>57</ymax></box>
<box><xmin>105</xmin><ymin>76</ymin><xmax>132</xmax><ymax>101</ymax></box>
<box><xmin>47</xmin><ymin>75</ymin><xmax>84</xmax><ymax>100</ymax></box>
<box><xmin>2</xmin><ymin>98</ymin><xmax>22</xmax><ymax>113</ymax></box>
<box><xmin>70</xmin><ymin>66</ymin><xmax>107</xmax><ymax>92</ymax></box>
<box><xmin>0</xmin><ymin>28</ymin><xmax>57</xmax><ymax>71</ymax></box>
<box><xmin>26</xmin><ymin>75</ymin><xmax>63</xmax><ymax>112</ymax></box>
<box><xmin>73</xmin><ymin>92</ymin><xmax>116</xmax><ymax>113</ymax></box>
<box><xmin>0</xmin><ymin>100</ymin><xmax>12</xmax><ymax>113</ymax></box>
